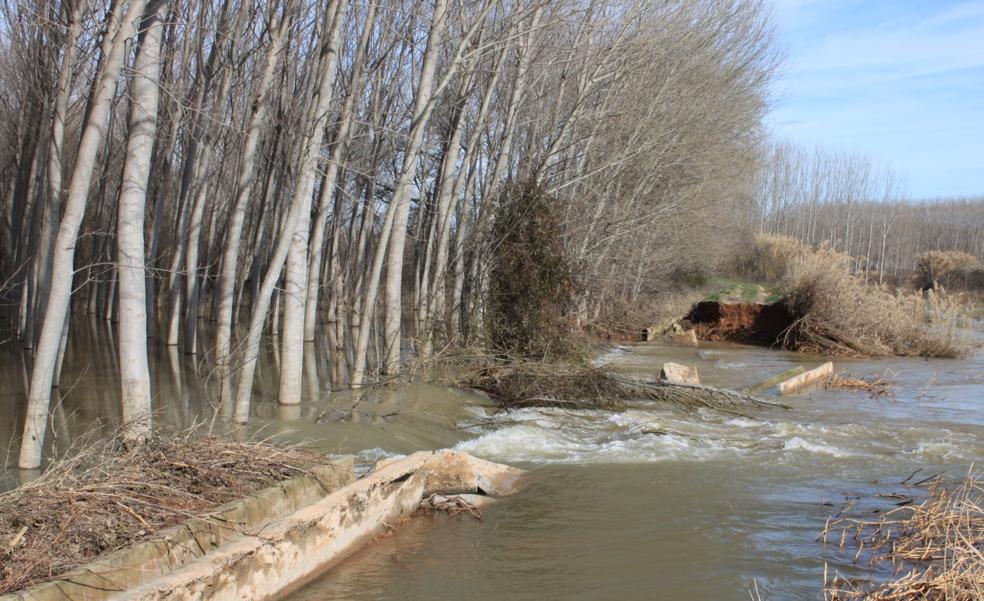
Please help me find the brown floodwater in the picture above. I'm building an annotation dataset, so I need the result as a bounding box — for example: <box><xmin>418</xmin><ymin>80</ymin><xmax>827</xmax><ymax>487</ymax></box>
<box><xmin>1</xmin><ymin>318</ymin><xmax>982</xmax><ymax>599</ymax></box>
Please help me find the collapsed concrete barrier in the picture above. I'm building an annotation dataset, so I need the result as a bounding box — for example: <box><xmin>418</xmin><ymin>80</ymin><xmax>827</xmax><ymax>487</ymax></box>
<box><xmin>1</xmin><ymin>451</ymin><xmax>523</xmax><ymax>601</ymax></box>
<box><xmin>777</xmin><ymin>362</ymin><xmax>834</xmax><ymax>395</ymax></box>
<box><xmin>743</xmin><ymin>365</ymin><xmax>805</xmax><ymax>394</ymax></box>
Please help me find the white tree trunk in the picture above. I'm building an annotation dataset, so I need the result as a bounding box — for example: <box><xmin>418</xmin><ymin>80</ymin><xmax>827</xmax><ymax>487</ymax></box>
<box><xmin>234</xmin><ymin>0</ymin><xmax>348</xmax><ymax>420</ymax></box>
<box><xmin>301</xmin><ymin>1</ymin><xmax>376</xmax><ymax>343</ymax></box>
<box><xmin>215</xmin><ymin>3</ymin><xmax>291</xmax><ymax>407</ymax></box>
<box><xmin>278</xmin><ymin>0</ymin><xmax>347</xmax><ymax>406</ymax></box>
<box><xmin>20</xmin><ymin>0</ymin><xmax>149</xmax><ymax>469</ymax></box>
<box><xmin>117</xmin><ymin>0</ymin><xmax>166</xmax><ymax>445</ymax></box>
<box><xmin>381</xmin><ymin>0</ymin><xmax>450</xmax><ymax>375</ymax></box>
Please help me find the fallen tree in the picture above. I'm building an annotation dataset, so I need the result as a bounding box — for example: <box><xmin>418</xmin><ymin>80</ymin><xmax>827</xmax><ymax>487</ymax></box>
<box><xmin>456</xmin><ymin>360</ymin><xmax>787</xmax><ymax>416</ymax></box>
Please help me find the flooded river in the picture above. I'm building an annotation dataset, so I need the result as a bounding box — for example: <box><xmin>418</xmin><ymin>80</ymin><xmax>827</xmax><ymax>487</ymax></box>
<box><xmin>1</xmin><ymin>319</ymin><xmax>982</xmax><ymax>599</ymax></box>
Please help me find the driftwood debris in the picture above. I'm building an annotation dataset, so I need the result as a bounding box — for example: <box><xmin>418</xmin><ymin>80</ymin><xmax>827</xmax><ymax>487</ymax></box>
<box><xmin>611</xmin><ymin>375</ymin><xmax>789</xmax><ymax>414</ymax></box>
<box><xmin>460</xmin><ymin>361</ymin><xmax>789</xmax><ymax>415</ymax></box>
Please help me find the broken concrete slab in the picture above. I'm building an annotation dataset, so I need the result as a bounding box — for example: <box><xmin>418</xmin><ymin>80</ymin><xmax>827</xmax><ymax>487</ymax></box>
<box><xmin>743</xmin><ymin>365</ymin><xmax>806</xmax><ymax>394</ymax></box>
<box><xmin>421</xmin><ymin>450</ymin><xmax>523</xmax><ymax>496</ymax></box>
<box><xmin>659</xmin><ymin>362</ymin><xmax>701</xmax><ymax>386</ymax></box>
<box><xmin>777</xmin><ymin>362</ymin><xmax>834</xmax><ymax>395</ymax></box>
<box><xmin>671</xmin><ymin>329</ymin><xmax>699</xmax><ymax>348</ymax></box>
<box><xmin>1</xmin><ymin>451</ymin><xmax>523</xmax><ymax>601</ymax></box>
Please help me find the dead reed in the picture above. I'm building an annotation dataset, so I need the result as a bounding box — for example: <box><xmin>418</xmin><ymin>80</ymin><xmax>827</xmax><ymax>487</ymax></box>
<box><xmin>785</xmin><ymin>247</ymin><xmax>971</xmax><ymax>358</ymax></box>
<box><xmin>735</xmin><ymin>235</ymin><xmax>975</xmax><ymax>358</ymax></box>
<box><xmin>0</xmin><ymin>431</ymin><xmax>326</xmax><ymax>595</ymax></box>
<box><xmin>822</xmin><ymin>472</ymin><xmax>984</xmax><ymax>601</ymax></box>
<box><xmin>824</xmin><ymin>372</ymin><xmax>894</xmax><ymax>400</ymax></box>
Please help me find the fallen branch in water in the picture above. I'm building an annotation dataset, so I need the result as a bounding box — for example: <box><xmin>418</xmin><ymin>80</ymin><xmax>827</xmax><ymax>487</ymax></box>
<box><xmin>610</xmin><ymin>375</ymin><xmax>790</xmax><ymax>413</ymax></box>
<box><xmin>455</xmin><ymin>360</ymin><xmax>788</xmax><ymax>415</ymax></box>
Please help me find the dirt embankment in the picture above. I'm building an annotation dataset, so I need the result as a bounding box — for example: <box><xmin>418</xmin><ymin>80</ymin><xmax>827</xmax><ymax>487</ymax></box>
<box><xmin>684</xmin><ymin>300</ymin><xmax>795</xmax><ymax>347</ymax></box>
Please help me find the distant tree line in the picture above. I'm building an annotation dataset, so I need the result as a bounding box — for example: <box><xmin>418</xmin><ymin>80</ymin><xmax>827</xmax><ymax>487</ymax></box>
<box><xmin>757</xmin><ymin>141</ymin><xmax>984</xmax><ymax>284</ymax></box>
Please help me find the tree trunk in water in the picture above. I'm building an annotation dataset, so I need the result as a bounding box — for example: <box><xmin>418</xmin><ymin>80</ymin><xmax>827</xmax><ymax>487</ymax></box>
<box><xmin>381</xmin><ymin>0</ymin><xmax>449</xmax><ymax>375</ymax></box>
<box><xmin>215</xmin><ymin>3</ymin><xmax>291</xmax><ymax>407</ymax></box>
<box><xmin>117</xmin><ymin>0</ymin><xmax>165</xmax><ymax>445</ymax></box>
<box><xmin>279</xmin><ymin>0</ymin><xmax>347</xmax><ymax>406</ymax></box>
<box><xmin>20</xmin><ymin>0</ymin><xmax>149</xmax><ymax>469</ymax></box>
<box><xmin>234</xmin><ymin>0</ymin><xmax>348</xmax><ymax>419</ymax></box>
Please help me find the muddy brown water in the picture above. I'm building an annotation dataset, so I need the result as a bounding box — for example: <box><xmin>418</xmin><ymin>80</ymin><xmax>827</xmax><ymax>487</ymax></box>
<box><xmin>1</xmin><ymin>318</ymin><xmax>982</xmax><ymax>600</ymax></box>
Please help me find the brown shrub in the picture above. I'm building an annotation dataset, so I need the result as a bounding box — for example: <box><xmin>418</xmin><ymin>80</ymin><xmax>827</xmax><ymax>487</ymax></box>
<box><xmin>486</xmin><ymin>182</ymin><xmax>582</xmax><ymax>359</ymax></box>
<box><xmin>782</xmin><ymin>246</ymin><xmax>971</xmax><ymax>358</ymax></box>
<box><xmin>915</xmin><ymin>250</ymin><xmax>980</xmax><ymax>290</ymax></box>
<box><xmin>733</xmin><ymin>234</ymin><xmax>810</xmax><ymax>283</ymax></box>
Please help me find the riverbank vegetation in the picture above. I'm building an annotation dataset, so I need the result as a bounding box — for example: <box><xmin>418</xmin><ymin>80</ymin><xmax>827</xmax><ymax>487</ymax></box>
<box><xmin>721</xmin><ymin>235</ymin><xmax>974</xmax><ymax>357</ymax></box>
<box><xmin>775</xmin><ymin>239</ymin><xmax>972</xmax><ymax>358</ymax></box>
<box><xmin>823</xmin><ymin>472</ymin><xmax>984</xmax><ymax>601</ymax></box>
<box><xmin>0</xmin><ymin>431</ymin><xmax>325</xmax><ymax>594</ymax></box>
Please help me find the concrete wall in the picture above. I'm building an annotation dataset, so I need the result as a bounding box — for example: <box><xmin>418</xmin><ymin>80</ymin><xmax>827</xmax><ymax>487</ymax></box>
<box><xmin>3</xmin><ymin>452</ymin><xmax>522</xmax><ymax>601</ymax></box>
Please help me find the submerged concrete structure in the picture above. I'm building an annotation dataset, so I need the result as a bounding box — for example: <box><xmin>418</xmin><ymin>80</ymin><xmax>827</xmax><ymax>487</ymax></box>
<box><xmin>777</xmin><ymin>362</ymin><xmax>834</xmax><ymax>395</ymax></box>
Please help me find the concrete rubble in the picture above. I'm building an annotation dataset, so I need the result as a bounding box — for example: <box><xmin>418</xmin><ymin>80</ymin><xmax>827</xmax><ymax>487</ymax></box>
<box><xmin>670</xmin><ymin>329</ymin><xmax>699</xmax><ymax>348</ymax></box>
<box><xmin>659</xmin><ymin>362</ymin><xmax>701</xmax><ymax>386</ymax></box>
<box><xmin>777</xmin><ymin>362</ymin><xmax>834</xmax><ymax>395</ymax></box>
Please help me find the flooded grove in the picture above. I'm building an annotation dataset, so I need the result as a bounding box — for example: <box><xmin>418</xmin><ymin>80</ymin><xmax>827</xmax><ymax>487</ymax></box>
<box><xmin>1</xmin><ymin>317</ymin><xmax>982</xmax><ymax>600</ymax></box>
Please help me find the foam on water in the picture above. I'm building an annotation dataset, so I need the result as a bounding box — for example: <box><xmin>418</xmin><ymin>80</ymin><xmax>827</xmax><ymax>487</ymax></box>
<box><xmin>454</xmin><ymin>402</ymin><xmax>978</xmax><ymax>466</ymax></box>
<box><xmin>591</xmin><ymin>346</ymin><xmax>629</xmax><ymax>367</ymax></box>
<box><xmin>782</xmin><ymin>436</ymin><xmax>854</xmax><ymax>458</ymax></box>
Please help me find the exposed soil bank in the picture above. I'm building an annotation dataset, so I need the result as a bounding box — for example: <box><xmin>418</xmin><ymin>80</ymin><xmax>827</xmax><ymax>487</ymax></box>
<box><xmin>684</xmin><ymin>300</ymin><xmax>795</xmax><ymax>347</ymax></box>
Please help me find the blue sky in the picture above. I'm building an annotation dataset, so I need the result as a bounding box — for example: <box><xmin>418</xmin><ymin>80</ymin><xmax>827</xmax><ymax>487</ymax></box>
<box><xmin>766</xmin><ymin>0</ymin><xmax>984</xmax><ymax>198</ymax></box>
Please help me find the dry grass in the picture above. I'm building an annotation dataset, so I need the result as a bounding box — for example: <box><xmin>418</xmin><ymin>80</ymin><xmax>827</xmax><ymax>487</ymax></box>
<box><xmin>915</xmin><ymin>251</ymin><xmax>980</xmax><ymax>291</ymax></box>
<box><xmin>824</xmin><ymin>372</ymin><xmax>894</xmax><ymax>399</ymax></box>
<box><xmin>732</xmin><ymin>235</ymin><xmax>974</xmax><ymax>358</ymax></box>
<box><xmin>733</xmin><ymin>234</ymin><xmax>810</xmax><ymax>283</ymax></box>
<box><xmin>823</xmin><ymin>472</ymin><xmax>984</xmax><ymax>601</ymax></box>
<box><xmin>782</xmin><ymin>245</ymin><xmax>972</xmax><ymax>358</ymax></box>
<box><xmin>0</xmin><ymin>431</ymin><xmax>326</xmax><ymax>595</ymax></box>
